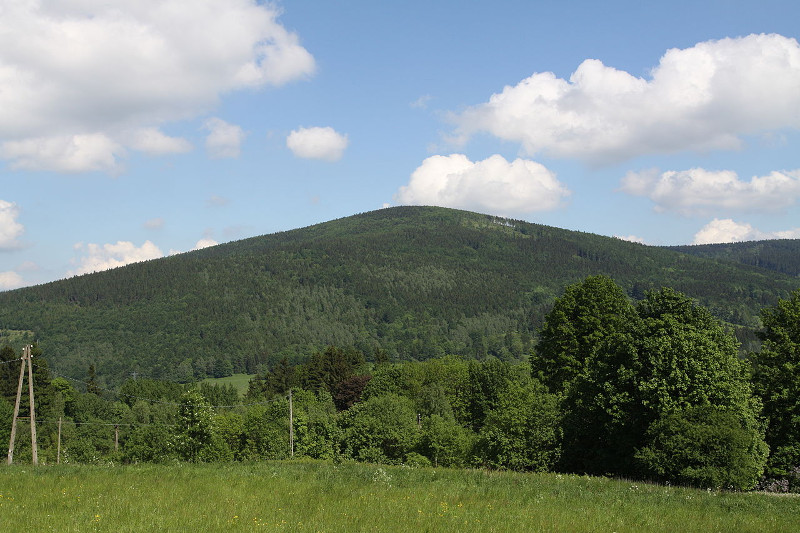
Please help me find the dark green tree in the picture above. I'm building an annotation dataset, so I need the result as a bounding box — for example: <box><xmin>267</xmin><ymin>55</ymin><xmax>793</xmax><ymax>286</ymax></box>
<box><xmin>635</xmin><ymin>405</ymin><xmax>768</xmax><ymax>490</ymax></box>
<box><xmin>556</xmin><ymin>283</ymin><xmax>766</xmax><ymax>484</ymax></box>
<box><xmin>474</xmin><ymin>378</ymin><xmax>561</xmax><ymax>472</ymax></box>
<box><xmin>532</xmin><ymin>275</ymin><xmax>636</xmax><ymax>393</ymax></box>
<box><xmin>338</xmin><ymin>393</ymin><xmax>419</xmax><ymax>464</ymax></box>
<box><xmin>751</xmin><ymin>289</ymin><xmax>800</xmax><ymax>486</ymax></box>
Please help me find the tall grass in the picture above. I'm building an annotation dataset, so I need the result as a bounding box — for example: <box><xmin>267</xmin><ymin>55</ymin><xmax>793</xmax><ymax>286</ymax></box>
<box><xmin>0</xmin><ymin>460</ymin><xmax>796</xmax><ymax>532</ymax></box>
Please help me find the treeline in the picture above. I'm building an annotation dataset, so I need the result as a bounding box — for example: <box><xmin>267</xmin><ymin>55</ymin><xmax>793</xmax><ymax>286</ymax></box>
<box><xmin>1</xmin><ymin>207</ymin><xmax>799</xmax><ymax>386</ymax></box>
<box><xmin>3</xmin><ymin>276</ymin><xmax>799</xmax><ymax>492</ymax></box>
<box><xmin>668</xmin><ymin>239</ymin><xmax>800</xmax><ymax>277</ymax></box>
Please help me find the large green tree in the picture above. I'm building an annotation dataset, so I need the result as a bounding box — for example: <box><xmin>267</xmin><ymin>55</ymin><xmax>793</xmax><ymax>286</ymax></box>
<box><xmin>751</xmin><ymin>289</ymin><xmax>800</xmax><ymax>486</ymax></box>
<box><xmin>551</xmin><ymin>282</ymin><xmax>766</xmax><ymax>487</ymax></box>
<box><xmin>532</xmin><ymin>275</ymin><xmax>637</xmax><ymax>393</ymax></box>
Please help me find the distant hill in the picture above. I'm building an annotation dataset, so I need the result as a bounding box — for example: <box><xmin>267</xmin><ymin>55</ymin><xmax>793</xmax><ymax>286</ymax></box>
<box><xmin>667</xmin><ymin>240</ymin><xmax>800</xmax><ymax>277</ymax></box>
<box><xmin>1</xmin><ymin>206</ymin><xmax>798</xmax><ymax>385</ymax></box>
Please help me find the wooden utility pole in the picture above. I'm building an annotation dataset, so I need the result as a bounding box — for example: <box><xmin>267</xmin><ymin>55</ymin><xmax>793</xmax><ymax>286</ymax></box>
<box><xmin>288</xmin><ymin>389</ymin><xmax>294</xmax><ymax>458</ymax></box>
<box><xmin>57</xmin><ymin>417</ymin><xmax>63</xmax><ymax>464</ymax></box>
<box><xmin>7</xmin><ymin>345</ymin><xmax>38</xmax><ymax>465</ymax></box>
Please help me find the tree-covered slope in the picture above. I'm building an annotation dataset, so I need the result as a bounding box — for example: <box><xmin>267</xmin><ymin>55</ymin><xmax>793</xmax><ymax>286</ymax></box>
<box><xmin>667</xmin><ymin>240</ymin><xmax>800</xmax><ymax>277</ymax></box>
<box><xmin>1</xmin><ymin>206</ymin><xmax>797</xmax><ymax>384</ymax></box>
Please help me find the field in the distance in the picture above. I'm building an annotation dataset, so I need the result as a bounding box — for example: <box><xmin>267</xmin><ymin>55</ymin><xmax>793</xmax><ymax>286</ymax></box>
<box><xmin>0</xmin><ymin>461</ymin><xmax>797</xmax><ymax>532</ymax></box>
<box><xmin>202</xmin><ymin>373</ymin><xmax>255</xmax><ymax>396</ymax></box>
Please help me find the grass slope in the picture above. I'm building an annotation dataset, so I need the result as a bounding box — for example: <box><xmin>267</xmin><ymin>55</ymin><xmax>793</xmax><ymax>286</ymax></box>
<box><xmin>201</xmin><ymin>373</ymin><xmax>255</xmax><ymax>396</ymax></box>
<box><xmin>0</xmin><ymin>461</ymin><xmax>797</xmax><ymax>532</ymax></box>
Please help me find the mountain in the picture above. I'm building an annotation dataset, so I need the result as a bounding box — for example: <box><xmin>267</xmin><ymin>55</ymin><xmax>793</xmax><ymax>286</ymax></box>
<box><xmin>1</xmin><ymin>206</ymin><xmax>798</xmax><ymax>385</ymax></box>
<box><xmin>667</xmin><ymin>240</ymin><xmax>800</xmax><ymax>277</ymax></box>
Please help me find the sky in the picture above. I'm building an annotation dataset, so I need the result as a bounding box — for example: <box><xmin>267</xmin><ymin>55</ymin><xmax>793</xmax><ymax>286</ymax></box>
<box><xmin>2</xmin><ymin>0</ymin><xmax>800</xmax><ymax>290</ymax></box>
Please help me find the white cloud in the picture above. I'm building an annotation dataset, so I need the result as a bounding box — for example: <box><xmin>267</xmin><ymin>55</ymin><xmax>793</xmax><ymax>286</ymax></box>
<box><xmin>614</xmin><ymin>235</ymin><xmax>647</xmax><ymax>244</ymax></box>
<box><xmin>410</xmin><ymin>95</ymin><xmax>433</xmax><ymax>109</ymax></box>
<box><xmin>286</xmin><ymin>126</ymin><xmax>349</xmax><ymax>161</ymax></box>
<box><xmin>0</xmin><ymin>200</ymin><xmax>24</xmax><ymax>250</ymax></box>
<box><xmin>395</xmin><ymin>154</ymin><xmax>570</xmax><ymax>215</ymax></box>
<box><xmin>70</xmin><ymin>240</ymin><xmax>164</xmax><ymax>275</ymax></box>
<box><xmin>621</xmin><ymin>168</ymin><xmax>800</xmax><ymax>215</ymax></box>
<box><xmin>453</xmin><ymin>34</ymin><xmax>800</xmax><ymax>163</ymax></box>
<box><xmin>0</xmin><ymin>134</ymin><xmax>125</xmax><ymax>173</ymax></box>
<box><xmin>0</xmin><ymin>1</ymin><xmax>314</xmax><ymax>172</ymax></box>
<box><xmin>193</xmin><ymin>238</ymin><xmax>218</xmax><ymax>250</ymax></box>
<box><xmin>204</xmin><ymin>118</ymin><xmax>246</xmax><ymax>159</ymax></box>
<box><xmin>693</xmin><ymin>219</ymin><xmax>800</xmax><ymax>244</ymax></box>
<box><xmin>0</xmin><ymin>271</ymin><xmax>24</xmax><ymax>290</ymax></box>
<box><xmin>127</xmin><ymin>128</ymin><xmax>192</xmax><ymax>155</ymax></box>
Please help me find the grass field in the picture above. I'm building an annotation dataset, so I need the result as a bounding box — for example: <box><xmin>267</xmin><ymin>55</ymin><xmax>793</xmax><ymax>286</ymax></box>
<box><xmin>201</xmin><ymin>373</ymin><xmax>256</xmax><ymax>396</ymax></box>
<box><xmin>1</xmin><ymin>461</ymin><xmax>797</xmax><ymax>532</ymax></box>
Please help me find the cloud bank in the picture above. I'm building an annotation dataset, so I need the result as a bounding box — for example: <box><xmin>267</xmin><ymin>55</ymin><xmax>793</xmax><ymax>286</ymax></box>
<box><xmin>0</xmin><ymin>0</ymin><xmax>314</xmax><ymax>172</ymax></box>
<box><xmin>693</xmin><ymin>219</ymin><xmax>800</xmax><ymax>244</ymax></box>
<box><xmin>395</xmin><ymin>154</ymin><xmax>570</xmax><ymax>215</ymax></box>
<box><xmin>286</xmin><ymin>127</ymin><xmax>349</xmax><ymax>161</ymax></box>
<box><xmin>453</xmin><ymin>34</ymin><xmax>800</xmax><ymax>163</ymax></box>
<box><xmin>70</xmin><ymin>240</ymin><xmax>164</xmax><ymax>276</ymax></box>
<box><xmin>0</xmin><ymin>271</ymin><xmax>24</xmax><ymax>290</ymax></box>
<box><xmin>621</xmin><ymin>168</ymin><xmax>800</xmax><ymax>215</ymax></box>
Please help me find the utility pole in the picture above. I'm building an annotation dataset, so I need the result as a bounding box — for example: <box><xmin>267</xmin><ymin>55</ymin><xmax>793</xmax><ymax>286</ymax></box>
<box><xmin>7</xmin><ymin>345</ymin><xmax>38</xmax><ymax>465</ymax></box>
<box><xmin>288</xmin><ymin>388</ymin><xmax>294</xmax><ymax>458</ymax></box>
<box><xmin>57</xmin><ymin>417</ymin><xmax>62</xmax><ymax>464</ymax></box>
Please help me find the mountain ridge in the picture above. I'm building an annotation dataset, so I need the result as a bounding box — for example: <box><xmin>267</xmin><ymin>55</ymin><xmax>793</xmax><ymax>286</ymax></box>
<box><xmin>1</xmin><ymin>206</ymin><xmax>798</xmax><ymax>385</ymax></box>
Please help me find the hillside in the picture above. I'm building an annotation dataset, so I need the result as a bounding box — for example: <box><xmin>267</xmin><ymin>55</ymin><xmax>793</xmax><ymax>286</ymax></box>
<box><xmin>1</xmin><ymin>206</ymin><xmax>798</xmax><ymax>384</ymax></box>
<box><xmin>667</xmin><ymin>240</ymin><xmax>800</xmax><ymax>277</ymax></box>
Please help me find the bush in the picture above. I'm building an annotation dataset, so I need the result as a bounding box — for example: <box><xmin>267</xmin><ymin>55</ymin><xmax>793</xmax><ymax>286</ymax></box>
<box><xmin>635</xmin><ymin>405</ymin><xmax>768</xmax><ymax>490</ymax></box>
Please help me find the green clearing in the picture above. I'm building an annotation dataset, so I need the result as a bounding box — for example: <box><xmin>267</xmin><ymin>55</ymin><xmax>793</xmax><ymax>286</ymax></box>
<box><xmin>0</xmin><ymin>461</ymin><xmax>796</xmax><ymax>532</ymax></box>
<box><xmin>201</xmin><ymin>373</ymin><xmax>255</xmax><ymax>396</ymax></box>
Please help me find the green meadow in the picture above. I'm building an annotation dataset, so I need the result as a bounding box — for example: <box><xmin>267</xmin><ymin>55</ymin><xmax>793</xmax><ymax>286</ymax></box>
<box><xmin>202</xmin><ymin>373</ymin><xmax>256</xmax><ymax>396</ymax></box>
<box><xmin>1</xmin><ymin>461</ymin><xmax>797</xmax><ymax>532</ymax></box>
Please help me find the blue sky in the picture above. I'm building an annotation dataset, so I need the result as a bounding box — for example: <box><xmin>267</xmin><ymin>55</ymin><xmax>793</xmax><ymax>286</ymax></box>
<box><xmin>2</xmin><ymin>0</ymin><xmax>800</xmax><ymax>289</ymax></box>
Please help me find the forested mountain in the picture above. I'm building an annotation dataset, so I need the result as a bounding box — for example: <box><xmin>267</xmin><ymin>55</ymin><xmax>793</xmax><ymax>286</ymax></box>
<box><xmin>667</xmin><ymin>240</ymin><xmax>800</xmax><ymax>277</ymax></box>
<box><xmin>1</xmin><ymin>206</ymin><xmax>798</xmax><ymax>385</ymax></box>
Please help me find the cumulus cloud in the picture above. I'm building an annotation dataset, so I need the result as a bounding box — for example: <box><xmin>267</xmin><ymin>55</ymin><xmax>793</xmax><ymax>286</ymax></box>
<box><xmin>193</xmin><ymin>238</ymin><xmax>218</xmax><ymax>250</ymax></box>
<box><xmin>0</xmin><ymin>1</ymin><xmax>314</xmax><ymax>172</ymax></box>
<box><xmin>286</xmin><ymin>126</ymin><xmax>349</xmax><ymax>161</ymax></box>
<box><xmin>0</xmin><ymin>200</ymin><xmax>24</xmax><ymax>250</ymax></box>
<box><xmin>70</xmin><ymin>240</ymin><xmax>164</xmax><ymax>276</ymax></box>
<box><xmin>614</xmin><ymin>235</ymin><xmax>647</xmax><ymax>244</ymax></box>
<box><xmin>693</xmin><ymin>219</ymin><xmax>800</xmax><ymax>244</ymax></box>
<box><xmin>621</xmin><ymin>168</ymin><xmax>800</xmax><ymax>215</ymax></box>
<box><xmin>204</xmin><ymin>118</ymin><xmax>246</xmax><ymax>158</ymax></box>
<box><xmin>395</xmin><ymin>154</ymin><xmax>570</xmax><ymax>215</ymax></box>
<box><xmin>0</xmin><ymin>271</ymin><xmax>24</xmax><ymax>290</ymax></box>
<box><xmin>453</xmin><ymin>34</ymin><xmax>800</xmax><ymax>163</ymax></box>
<box><xmin>0</xmin><ymin>134</ymin><xmax>125</xmax><ymax>173</ymax></box>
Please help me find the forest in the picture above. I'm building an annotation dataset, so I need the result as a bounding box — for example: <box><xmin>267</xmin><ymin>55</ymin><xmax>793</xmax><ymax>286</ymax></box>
<box><xmin>1</xmin><ymin>206</ymin><xmax>799</xmax><ymax>387</ymax></box>
<box><xmin>3</xmin><ymin>276</ymin><xmax>799</xmax><ymax>492</ymax></box>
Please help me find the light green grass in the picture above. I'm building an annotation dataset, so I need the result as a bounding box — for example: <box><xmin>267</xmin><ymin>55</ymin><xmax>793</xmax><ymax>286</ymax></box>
<box><xmin>201</xmin><ymin>373</ymin><xmax>255</xmax><ymax>396</ymax></box>
<box><xmin>0</xmin><ymin>461</ymin><xmax>797</xmax><ymax>532</ymax></box>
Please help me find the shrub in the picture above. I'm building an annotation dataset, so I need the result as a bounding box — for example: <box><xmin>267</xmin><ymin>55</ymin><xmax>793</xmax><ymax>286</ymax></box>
<box><xmin>635</xmin><ymin>405</ymin><xmax>768</xmax><ymax>490</ymax></box>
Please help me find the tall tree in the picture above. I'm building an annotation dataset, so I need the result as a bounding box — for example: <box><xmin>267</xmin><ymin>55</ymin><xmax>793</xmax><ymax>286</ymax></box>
<box><xmin>553</xmin><ymin>283</ymin><xmax>766</xmax><ymax>487</ymax></box>
<box><xmin>532</xmin><ymin>275</ymin><xmax>636</xmax><ymax>393</ymax></box>
<box><xmin>751</xmin><ymin>289</ymin><xmax>800</xmax><ymax>486</ymax></box>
